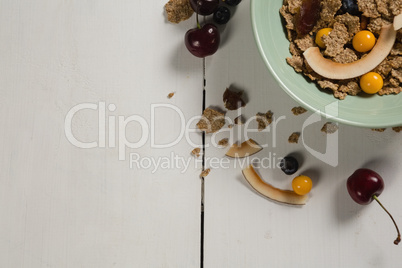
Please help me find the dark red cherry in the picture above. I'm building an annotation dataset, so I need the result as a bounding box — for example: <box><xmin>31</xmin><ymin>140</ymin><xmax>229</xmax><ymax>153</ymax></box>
<box><xmin>347</xmin><ymin>168</ymin><xmax>384</xmax><ymax>205</ymax></box>
<box><xmin>347</xmin><ymin>168</ymin><xmax>400</xmax><ymax>245</ymax></box>
<box><xmin>184</xmin><ymin>23</ymin><xmax>220</xmax><ymax>58</ymax></box>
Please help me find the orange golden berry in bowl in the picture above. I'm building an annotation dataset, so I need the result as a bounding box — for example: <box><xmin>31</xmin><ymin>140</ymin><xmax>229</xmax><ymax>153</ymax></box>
<box><xmin>315</xmin><ymin>28</ymin><xmax>332</xmax><ymax>48</ymax></box>
<box><xmin>352</xmin><ymin>30</ymin><xmax>376</xmax><ymax>53</ymax></box>
<box><xmin>360</xmin><ymin>72</ymin><xmax>383</xmax><ymax>94</ymax></box>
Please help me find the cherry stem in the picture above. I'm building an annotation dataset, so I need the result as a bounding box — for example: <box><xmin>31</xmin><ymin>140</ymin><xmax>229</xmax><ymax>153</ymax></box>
<box><xmin>196</xmin><ymin>14</ymin><xmax>201</xmax><ymax>29</ymax></box>
<box><xmin>196</xmin><ymin>2</ymin><xmax>201</xmax><ymax>29</ymax></box>
<box><xmin>373</xmin><ymin>195</ymin><xmax>401</xmax><ymax>245</ymax></box>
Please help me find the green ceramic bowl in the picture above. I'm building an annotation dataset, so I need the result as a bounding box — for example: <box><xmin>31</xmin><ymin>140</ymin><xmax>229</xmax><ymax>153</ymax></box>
<box><xmin>251</xmin><ymin>0</ymin><xmax>402</xmax><ymax>128</ymax></box>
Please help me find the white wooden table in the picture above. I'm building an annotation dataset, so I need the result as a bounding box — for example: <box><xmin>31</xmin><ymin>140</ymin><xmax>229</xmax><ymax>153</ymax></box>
<box><xmin>1</xmin><ymin>1</ymin><xmax>401</xmax><ymax>267</ymax></box>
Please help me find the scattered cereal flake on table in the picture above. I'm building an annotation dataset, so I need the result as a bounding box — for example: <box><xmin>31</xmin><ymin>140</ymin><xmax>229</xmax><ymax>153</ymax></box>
<box><xmin>191</xmin><ymin>147</ymin><xmax>201</xmax><ymax>157</ymax></box>
<box><xmin>165</xmin><ymin>0</ymin><xmax>194</xmax><ymax>24</ymax></box>
<box><xmin>200</xmin><ymin>168</ymin><xmax>211</xmax><ymax>178</ymax></box>
<box><xmin>372</xmin><ymin>128</ymin><xmax>386</xmax><ymax>132</ymax></box>
<box><xmin>228</xmin><ymin>124</ymin><xmax>234</xmax><ymax>129</ymax></box>
<box><xmin>218</xmin><ymin>138</ymin><xmax>229</xmax><ymax>147</ymax></box>
<box><xmin>288</xmin><ymin>132</ymin><xmax>301</xmax><ymax>143</ymax></box>
<box><xmin>234</xmin><ymin>115</ymin><xmax>245</xmax><ymax>125</ymax></box>
<box><xmin>291</xmin><ymin>106</ymin><xmax>307</xmax><ymax>115</ymax></box>
<box><xmin>223</xmin><ymin>88</ymin><xmax>246</xmax><ymax>110</ymax></box>
<box><xmin>256</xmin><ymin>111</ymin><xmax>273</xmax><ymax>131</ymax></box>
<box><xmin>392</xmin><ymin>126</ymin><xmax>402</xmax><ymax>132</ymax></box>
<box><xmin>196</xmin><ymin>107</ymin><xmax>225</xmax><ymax>134</ymax></box>
<box><xmin>167</xmin><ymin>92</ymin><xmax>175</xmax><ymax>99</ymax></box>
<box><xmin>321</xmin><ymin>122</ymin><xmax>339</xmax><ymax>134</ymax></box>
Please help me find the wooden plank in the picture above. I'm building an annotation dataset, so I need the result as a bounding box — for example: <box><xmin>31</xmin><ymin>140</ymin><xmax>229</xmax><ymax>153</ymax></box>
<box><xmin>204</xmin><ymin>3</ymin><xmax>402</xmax><ymax>267</ymax></box>
<box><xmin>0</xmin><ymin>1</ymin><xmax>202</xmax><ymax>267</ymax></box>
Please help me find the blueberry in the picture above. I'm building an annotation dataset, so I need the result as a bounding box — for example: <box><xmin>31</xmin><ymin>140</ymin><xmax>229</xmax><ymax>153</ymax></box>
<box><xmin>280</xmin><ymin>156</ymin><xmax>299</xmax><ymax>175</ymax></box>
<box><xmin>213</xmin><ymin>6</ymin><xmax>231</xmax><ymax>25</ymax></box>
<box><xmin>224</xmin><ymin>0</ymin><xmax>242</xmax><ymax>6</ymax></box>
<box><xmin>341</xmin><ymin>0</ymin><xmax>360</xmax><ymax>16</ymax></box>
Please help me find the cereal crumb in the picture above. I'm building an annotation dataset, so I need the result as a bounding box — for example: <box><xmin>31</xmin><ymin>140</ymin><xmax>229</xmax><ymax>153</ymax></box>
<box><xmin>357</xmin><ymin>0</ymin><xmax>381</xmax><ymax>18</ymax></box>
<box><xmin>339</xmin><ymin>81</ymin><xmax>361</xmax><ymax>96</ymax></box>
<box><xmin>392</xmin><ymin>126</ymin><xmax>402</xmax><ymax>132</ymax></box>
<box><xmin>234</xmin><ymin>115</ymin><xmax>244</xmax><ymax>125</ymax></box>
<box><xmin>288</xmin><ymin>132</ymin><xmax>301</xmax><ymax>143</ymax></box>
<box><xmin>287</xmin><ymin>0</ymin><xmax>303</xmax><ymax>14</ymax></box>
<box><xmin>333</xmin><ymin>48</ymin><xmax>358</xmax><ymax>64</ymax></box>
<box><xmin>218</xmin><ymin>138</ymin><xmax>229</xmax><ymax>147</ymax></box>
<box><xmin>391</xmin><ymin>69</ymin><xmax>402</xmax><ymax>83</ymax></box>
<box><xmin>191</xmin><ymin>147</ymin><xmax>201</xmax><ymax>157</ymax></box>
<box><xmin>321</xmin><ymin>122</ymin><xmax>339</xmax><ymax>134</ymax></box>
<box><xmin>367</xmin><ymin>17</ymin><xmax>391</xmax><ymax>35</ymax></box>
<box><xmin>256</xmin><ymin>111</ymin><xmax>273</xmax><ymax>131</ymax></box>
<box><xmin>196</xmin><ymin>107</ymin><xmax>225</xmax><ymax>134</ymax></box>
<box><xmin>391</xmin><ymin>43</ymin><xmax>402</xmax><ymax>56</ymax></box>
<box><xmin>335</xmin><ymin>13</ymin><xmax>360</xmax><ymax>41</ymax></box>
<box><xmin>165</xmin><ymin>0</ymin><xmax>194</xmax><ymax>24</ymax></box>
<box><xmin>372</xmin><ymin>128</ymin><xmax>386</xmax><ymax>132</ymax></box>
<box><xmin>223</xmin><ymin>88</ymin><xmax>246</xmax><ymax>110</ymax></box>
<box><xmin>291</xmin><ymin>106</ymin><xmax>307</xmax><ymax>115</ymax></box>
<box><xmin>378</xmin><ymin>87</ymin><xmax>402</xmax><ymax>95</ymax></box>
<box><xmin>228</xmin><ymin>124</ymin><xmax>234</xmax><ymax>129</ymax></box>
<box><xmin>167</xmin><ymin>92</ymin><xmax>175</xmax><ymax>99</ymax></box>
<box><xmin>286</xmin><ymin>56</ymin><xmax>304</xmax><ymax>73</ymax></box>
<box><xmin>294</xmin><ymin>34</ymin><xmax>314</xmax><ymax>52</ymax></box>
<box><xmin>200</xmin><ymin>168</ymin><xmax>211</xmax><ymax>178</ymax></box>
<box><xmin>322</xmin><ymin>22</ymin><xmax>349</xmax><ymax>58</ymax></box>
<box><xmin>317</xmin><ymin>0</ymin><xmax>342</xmax><ymax>27</ymax></box>
<box><xmin>280</xmin><ymin>6</ymin><xmax>295</xmax><ymax>30</ymax></box>
<box><xmin>318</xmin><ymin>80</ymin><xmax>339</xmax><ymax>92</ymax></box>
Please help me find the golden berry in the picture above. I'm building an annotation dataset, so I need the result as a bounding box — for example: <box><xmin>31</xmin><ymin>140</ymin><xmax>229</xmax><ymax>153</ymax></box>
<box><xmin>360</xmin><ymin>72</ymin><xmax>383</xmax><ymax>94</ymax></box>
<box><xmin>315</xmin><ymin>28</ymin><xmax>332</xmax><ymax>48</ymax></box>
<box><xmin>353</xmin><ymin>30</ymin><xmax>376</xmax><ymax>53</ymax></box>
<box><xmin>292</xmin><ymin>175</ymin><xmax>313</xmax><ymax>196</ymax></box>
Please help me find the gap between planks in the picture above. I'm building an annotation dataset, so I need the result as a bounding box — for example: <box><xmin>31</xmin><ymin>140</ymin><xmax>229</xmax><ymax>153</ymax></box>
<box><xmin>200</xmin><ymin>57</ymin><xmax>206</xmax><ymax>268</ymax></box>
